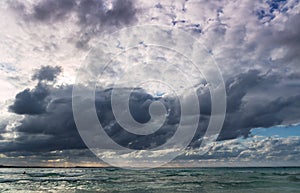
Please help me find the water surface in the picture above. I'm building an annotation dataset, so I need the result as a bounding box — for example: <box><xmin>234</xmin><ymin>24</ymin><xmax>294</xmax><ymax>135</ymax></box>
<box><xmin>0</xmin><ymin>167</ymin><xmax>299</xmax><ymax>192</ymax></box>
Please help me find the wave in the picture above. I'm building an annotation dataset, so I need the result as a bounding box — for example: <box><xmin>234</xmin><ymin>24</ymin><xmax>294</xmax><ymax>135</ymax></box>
<box><xmin>287</xmin><ymin>175</ymin><xmax>300</xmax><ymax>182</ymax></box>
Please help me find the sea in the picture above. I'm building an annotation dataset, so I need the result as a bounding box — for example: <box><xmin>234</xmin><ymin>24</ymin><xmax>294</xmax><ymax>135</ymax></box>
<box><xmin>0</xmin><ymin>167</ymin><xmax>299</xmax><ymax>193</ymax></box>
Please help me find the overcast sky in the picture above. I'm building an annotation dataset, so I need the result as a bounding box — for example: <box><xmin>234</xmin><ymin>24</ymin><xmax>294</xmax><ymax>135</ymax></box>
<box><xmin>0</xmin><ymin>0</ymin><xmax>299</xmax><ymax>167</ymax></box>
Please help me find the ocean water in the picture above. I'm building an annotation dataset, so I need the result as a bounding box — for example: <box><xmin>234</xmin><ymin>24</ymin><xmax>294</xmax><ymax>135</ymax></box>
<box><xmin>0</xmin><ymin>167</ymin><xmax>299</xmax><ymax>193</ymax></box>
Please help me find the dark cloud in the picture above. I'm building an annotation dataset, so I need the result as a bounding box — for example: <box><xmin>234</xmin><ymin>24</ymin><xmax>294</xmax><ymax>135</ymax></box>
<box><xmin>191</xmin><ymin>69</ymin><xmax>300</xmax><ymax>144</ymax></box>
<box><xmin>96</xmin><ymin>88</ymin><xmax>180</xmax><ymax>150</ymax></box>
<box><xmin>10</xmin><ymin>0</ymin><xmax>137</xmax><ymax>48</ymax></box>
<box><xmin>76</xmin><ymin>0</ymin><xmax>137</xmax><ymax>48</ymax></box>
<box><xmin>3</xmin><ymin>85</ymin><xmax>86</xmax><ymax>152</ymax></box>
<box><xmin>225</xmin><ymin>70</ymin><xmax>263</xmax><ymax>113</ymax></box>
<box><xmin>0</xmin><ymin>124</ymin><xmax>6</xmax><ymax>140</ymax></box>
<box><xmin>27</xmin><ymin>0</ymin><xmax>137</xmax><ymax>26</ymax></box>
<box><xmin>218</xmin><ymin>70</ymin><xmax>299</xmax><ymax>140</ymax></box>
<box><xmin>9</xmin><ymin>66</ymin><xmax>61</xmax><ymax>115</ymax></box>
<box><xmin>32</xmin><ymin>0</ymin><xmax>76</xmax><ymax>22</ymax></box>
<box><xmin>32</xmin><ymin>65</ymin><xmax>62</xmax><ymax>82</ymax></box>
<box><xmin>77</xmin><ymin>0</ymin><xmax>136</xmax><ymax>26</ymax></box>
<box><xmin>3</xmin><ymin>65</ymin><xmax>300</xmax><ymax>154</ymax></box>
<box><xmin>272</xmin><ymin>13</ymin><xmax>300</xmax><ymax>64</ymax></box>
<box><xmin>8</xmin><ymin>83</ymin><xmax>50</xmax><ymax>115</ymax></box>
<box><xmin>3</xmin><ymin>85</ymin><xmax>179</xmax><ymax>152</ymax></box>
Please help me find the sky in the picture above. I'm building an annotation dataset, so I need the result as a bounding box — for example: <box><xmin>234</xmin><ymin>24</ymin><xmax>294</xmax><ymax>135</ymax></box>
<box><xmin>0</xmin><ymin>0</ymin><xmax>299</xmax><ymax>167</ymax></box>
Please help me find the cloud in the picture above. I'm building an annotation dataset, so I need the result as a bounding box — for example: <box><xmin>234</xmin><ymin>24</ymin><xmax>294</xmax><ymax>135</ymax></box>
<box><xmin>10</xmin><ymin>0</ymin><xmax>137</xmax><ymax>48</ymax></box>
<box><xmin>8</xmin><ymin>83</ymin><xmax>49</xmax><ymax>115</ymax></box>
<box><xmin>76</xmin><ymin>0</ymin><xmax>137</xmax><ymax>48</ymax></box>
<box><xmin>218</xmin><ymin>69</ymin><xmax>300</xmax><ymax>140</ymax></box>
<box><xmin>2</xmin><ymin>84</ymin><xmax>86</xmax><ymax>152</ymax></box>
<box><xmin>1</xmin><ymin>0</ymin><xmax>300</xmax><ymax>165</ymax></box>
<box><xmin>12</xmin><ymin>0</ymin><xmax>137</xmax><ymax>25</ymax></box>
<box><xmin>8</xmin><ymin>66</ymin><xmax>61</xmax><ymax>115</ymax></box>
<box><xmin>182</xmin><ymin>135</ymin><xmax>300</xmax><ymax>164</ymax></box>
<box><xmin>3</xmin><ymin>84</ymin><xmax>180</xmax><ymax>152</ymax></box>
<box><xmin>190</xmin><ymin>69</ymin><xmax>300</xmax><ymax>142</ymax></box>
<box><xmin>32</xmin><ymin>65</ymin><xmax>62</xmax><ymax>82</ymax></box>
<box><xmin>4</xmin><ymin>65</ymin><xmax>300</xmax><ymax>155</ymax></box>
<box><xmin>32</xmin><ymin>0</ymin><xmax>76</xmax><ymax>22</ymax></box>
<box><xmin>77</xmin><ymin>0</ymin><xmax>136</xmax><ymax>27</ymax></box>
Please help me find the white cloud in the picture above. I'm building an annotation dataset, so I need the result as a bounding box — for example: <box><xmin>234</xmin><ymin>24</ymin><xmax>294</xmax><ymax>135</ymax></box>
<box><xmin>181</xmin><ymin>135</ymin><xmax>300</xmax><ymax>165</ymax></box>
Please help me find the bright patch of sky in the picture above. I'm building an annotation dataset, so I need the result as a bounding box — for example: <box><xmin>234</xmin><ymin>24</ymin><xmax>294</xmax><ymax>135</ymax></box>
<box><xmin>251</xmin><ymin>123</ymin><xmax>300</xmax><ymax>138</ymax></box>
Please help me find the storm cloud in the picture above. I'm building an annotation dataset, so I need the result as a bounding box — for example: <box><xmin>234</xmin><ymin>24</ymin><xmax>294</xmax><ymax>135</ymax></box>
<box><xmin>8</xmin><ymin>83</ymin><xmax>50</xmax><ymax>115</ymax></box>
<box><xmin>3</xmin><ymin>65</ymin><xmax>300</xmax><ymax>154</ymax></box>
<box><xmin>9</xmin><ymin>66</ymin><xmax>61</xmax><ymax>115</ymax></box>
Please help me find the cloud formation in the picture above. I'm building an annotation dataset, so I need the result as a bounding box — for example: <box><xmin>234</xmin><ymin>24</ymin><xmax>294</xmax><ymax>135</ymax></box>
<box><xmin>9</xmin><ymin>66</ymin><xmax>61</xmax><ymax>115</ymax></box>
<box><xmin>3</xmin><ymin>66</ymin><xmax>300</xmax><ymax>155</ymax></box>
<box><xmin>10</xmin><ymin>0</ymin><xmax>137</xmax><ymax>48</ymax></box>
<box><xmin>182</xmin><ymin>135</ymin><xmax>300</xmax><ymax>165</ymax></box>
<box><xmin>32</xmin><ymin>65</ymin><xmax>62</xmax><ymax>82</ymax></box>
<box><xmin>8</xmin><ymin>83</ymin><xmax>49</xmax><ymax>115</ymax></box>
<box><xmin>0</xmin><ymin>0</ymin><xmax>300</xmax><ymax>166</ymax></box>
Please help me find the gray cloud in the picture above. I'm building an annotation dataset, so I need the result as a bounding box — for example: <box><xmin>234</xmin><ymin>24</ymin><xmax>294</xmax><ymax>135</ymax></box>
<box><xmin>32</xmin><ymin>0</ymin><xmax>76</xmax><ymax>22</ymax></box>
<box><xmin>218</xmin><ymin>70</ymin><xmax>300</xmax><ymax>140</ymax></box>
<box><xmin>192</xmin><ymin>69</ymin><xmax>300</xmax><ymax>143</ymax></box>
<box><xmin>12</xmin><ymin>0</ymin><xmax>136</xmax><ymax>24</ymax></box>
<box><xmin>265</xmin><ymin>13</ymin><xmax>300</xmax><ymax>65</ymax></box>
<box><xmin>9</xmin><ymin>66</ymin><xmax>61</xmax><ymax>115</ymax></box>
<box><xmin>3</xmin><ymin>85</ymin><xmax>85</xmax><ymax>152</ymax></box>
<box><xmin>4</xmin><ymin>85</ymin><xmax>180</xmax><ymax>152</ymax></box>
<box><xmin>4</xmin><ymin>65</ymin><xmax>300</xmax><ymax>154</ymax></box>
<box><xmin>8</xmin><ymin>83</ymin><xmax>49</xmax><ymax>115</ymax></box>
<box><xmin>32</xmin><ymin>65</ymin><xmax>62</xmax><ymax>82</ymax></box>
<box><xmin>76</xmin><ymin>0</ymin><xmax>137</xmax><ymax>48</ymax></box>
<box><xmin>180</xmin><ymin>136</ymin><xmax>300</xmax><ymax>163</ymax></box>
<box><xmin>10</xmin><ymin>0</ymin><xmax>137</xmax><ymax>48</ymax></box>
<box><xmin>77</xmin><ymin>0</ymin><xmax>136</xmax><ymax>26</ymax></box>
